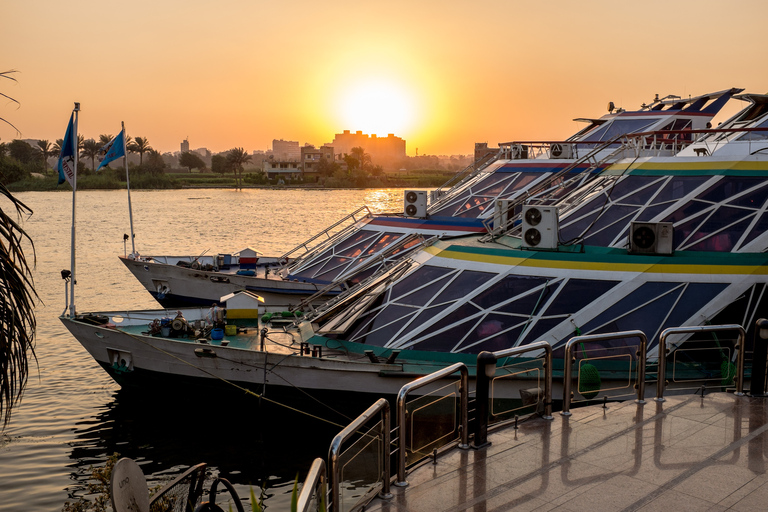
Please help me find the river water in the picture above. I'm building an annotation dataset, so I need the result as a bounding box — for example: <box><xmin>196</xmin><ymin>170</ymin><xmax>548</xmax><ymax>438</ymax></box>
<box><xmin>0</xmin><ymin>188</ymin><xmax>408</xmax><ymax>511</ymax></box>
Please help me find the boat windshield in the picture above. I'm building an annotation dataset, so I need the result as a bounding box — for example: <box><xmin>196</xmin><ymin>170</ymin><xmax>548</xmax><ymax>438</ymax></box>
<box><xmin>579</xmin><ymin>118</ymin><xmax>657</xmax><ymax>146</ymax></box>
<box><xmin>738</xmin><ymin>116</ymin><xmax>768</xmax><ymax>141</ymax></box>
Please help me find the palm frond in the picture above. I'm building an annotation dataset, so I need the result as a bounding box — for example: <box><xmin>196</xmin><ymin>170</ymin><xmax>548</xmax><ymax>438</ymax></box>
<box><xmin>0</xmin><ymin>182</ymin><xmax>37</xmax><ymax>427</ymax></box>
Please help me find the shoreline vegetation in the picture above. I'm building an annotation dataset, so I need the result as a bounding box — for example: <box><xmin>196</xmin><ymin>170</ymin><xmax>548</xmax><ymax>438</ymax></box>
<box><xmin>1</xmin><ymin>139</ymin><xmax>463</xmax><ymax>192</ymax></box>
<box><xmin>4</xmin><ymin>167</ymin><xmax>455</xmax><ymax>192</ymax></box>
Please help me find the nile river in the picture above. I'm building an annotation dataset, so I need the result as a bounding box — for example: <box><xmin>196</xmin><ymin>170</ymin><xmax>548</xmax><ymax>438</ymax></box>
<box><xmin>0</xmin><ymin>188</ymin><xmax>408</xmax><ymax>511</ymax></box>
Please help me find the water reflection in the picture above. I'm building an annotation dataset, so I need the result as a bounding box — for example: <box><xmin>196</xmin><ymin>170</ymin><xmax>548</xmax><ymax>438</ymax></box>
<box><xmin>66</xmin><ymin>387</ymin><xmax>359</xmax><ymax>506</ymax></box>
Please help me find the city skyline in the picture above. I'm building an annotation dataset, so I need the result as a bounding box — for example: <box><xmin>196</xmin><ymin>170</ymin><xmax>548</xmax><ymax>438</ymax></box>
<box><xmin>2</xmin><ymin>1</ymin><xmax>767</xmax><ymax>156</ymax></box>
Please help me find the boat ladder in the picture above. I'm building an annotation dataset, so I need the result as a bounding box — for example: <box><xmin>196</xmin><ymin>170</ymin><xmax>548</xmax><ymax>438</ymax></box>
<box><xmin>276</xmin><ymin>205</ymin><xmax>373</xmax><ymax>274</ymax></box>
<box><xmin>294</xmin><ymin>234</ymin><xmax>438</xmax><ymax>325</ymax></box>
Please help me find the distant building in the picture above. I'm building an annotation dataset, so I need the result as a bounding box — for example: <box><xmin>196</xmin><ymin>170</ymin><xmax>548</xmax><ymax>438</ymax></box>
<box><xmin>263</xmin><ymin>158</ymin><xmax>301</xmax><ymax>180</ymax></box>
<box><xmin>329</xmin><ymin>130</ymin><xmax>406</xmax><ymax>169</ymax></box>
<box><xmin>272</xmin><ymin>139</ymin><xmax>300</xmax><ymax>160</ymax></box>
<box><xmin>301</xmin><ymin>144</ymin><xmax>334</xmax><ymax>176</ymax></box>
<box><xmin>180</xmin><ymin>138</ymin><xmax>190</xmax><ymax>154</ymax></box>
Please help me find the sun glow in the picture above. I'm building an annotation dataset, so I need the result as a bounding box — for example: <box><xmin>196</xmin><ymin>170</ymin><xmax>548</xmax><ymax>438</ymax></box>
<box><xmin>336</xmin><ymin>79</ymin><xmax>416</xmax><ymax>137</ymax></box>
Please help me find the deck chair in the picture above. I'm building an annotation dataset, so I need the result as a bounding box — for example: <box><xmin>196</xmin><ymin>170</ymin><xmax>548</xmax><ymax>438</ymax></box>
<box><xmin>110</xmin><ymin>458</ymin><xmax>207</xmax><ymax>512</ymax></box>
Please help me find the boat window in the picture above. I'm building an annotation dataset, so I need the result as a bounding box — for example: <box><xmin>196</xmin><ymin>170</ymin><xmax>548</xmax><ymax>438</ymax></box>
<box><xmin>472</xmin><ymin>275</ymin><xmax>552</xmax><ymax>312</ymax></box>
<box><xmin>737</xmin><ymin>117</ymin><xmax>768</xmax><ymax>141</ymax></box>
<box><xmin>652</xmin><ymin>177</ymin><xmax>709</xmax><ymax>204</ymax></box>
<box><xmin>454</xmin><ymin>313</ymin><xmax>528</xmax><ymax>352</ymax></box>
<box><xmin>543</xmin><ymin>279</ymin><xmax>619</xmax><ymax>316</ymax></box>
<box><xmin>398</xmin><ymin>304</ymin><xmax>453</xmax><ymax>339</ymax></box>
<box><xmin>580</xmin><ymin>119</ymin><xmax>657</xmax><ymax>146</ymax></box>
<box><xmin>742</xmin><ymin>211</ymin><xmax>768</xmax><ymax>247</ymax></box>
<box><xmin>518</xmin><ymin>318</ymin><xmax>566</xmax><ymax>347</ymax></box>
<box><xmin>432</xmin><ymin>270</ymin><xmax>496</xmax><ymax>305</ymax></box>
<box><xmin>413</xmin><ymin>317</ymin><xmax>481</xmax><ymax>352</ymax></box>
<box><xmin>386</xmin><ymin>265</ymin><xmax>451</xmax><ymax>301</ymax></box>
<box><xmin>352</xmin><ymin>312</ymin><xmax>419</xmax><ymax>347</ymax></box>
<box><xmin>683</xmin><ymin>215</ymin><xmax>754</xmax><ymax>252</ymax></box>
<box><xmin>582</xmin><ymin>204</ymin><xmax>640</xmax><ymax>246</ymax></box>
<box><xmin>396</xmin><ymin>276</ymin><xmax>457</xmax><ymax>307</ymax></box>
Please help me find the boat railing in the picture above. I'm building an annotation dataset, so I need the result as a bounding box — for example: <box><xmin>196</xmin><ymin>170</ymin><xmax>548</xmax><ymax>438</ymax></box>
<box><xmin>328</xmin><ymin>397</ymin><xmax>391</xmax><ymax>512</ymax></box>
<box><xmin>562</xmin><ymin>330</ymin><xmax>648</xmax><ymax>416</ymax></box>
<box><xmin>291</xmin><ymin>234</ymin><xmax>434</xmax><ymax>315</ymax></box>
<box><xmin>312</xmin><ymin>324</ymin><xmax>753</xmax><ymax>510</ymax></box>
<box><xmin>655</xmin><ymin>324</ymin><xmax>746</xmax><ymax>401</ymax></box>
<box><xmin>277</xmin><ymin>205</ymin><xmax>373</xmax><ymax>272</ymax></box>
<box><xmin>428</xmin><ymin>150</ymin><xmax>503</xmax><ymax>210</ymax></box>
<box><xmin>473</xmin><ymin>341</ymin><xmax>553</xmax><ymax>447</ymax></box>
<box><xmin>482</xmin><ymin>134</ymin><xmax>630</xmax><ymax>240</ymax></box>
<box><xmin>296</xmin><ymin>457</ymin><xmax>326</xmax><ymax>512</ymax></box>
<box><xmin>394</xmin><ymin>362</ymin><xmax>469</xmax><ymax>487</ymax></box>
<box><xmin>304</xmin><ymin>237</ymin><xmax>438</xmax><ymax>328</ymax></box>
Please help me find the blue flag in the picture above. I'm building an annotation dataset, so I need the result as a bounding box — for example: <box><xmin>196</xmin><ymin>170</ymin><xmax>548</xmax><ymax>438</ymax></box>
<box><xmin>57</xmin><ymin>112</ymin><xmax>76</xmax><ymax>186</ymax></box>
<box><xmin>97</xmin><ymin>129</ymin><xmax>126</xmax><ymax>171</ymax></box>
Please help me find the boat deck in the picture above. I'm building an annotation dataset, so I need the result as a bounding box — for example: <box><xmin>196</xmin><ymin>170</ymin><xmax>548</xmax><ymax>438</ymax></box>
<box><xmin>366</xmin><ymin>392</ymin><xmax>768</xmax><ymax>511</ymax></box>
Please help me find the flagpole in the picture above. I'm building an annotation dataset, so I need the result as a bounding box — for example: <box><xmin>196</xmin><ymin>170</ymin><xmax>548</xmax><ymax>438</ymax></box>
<box><xmin>69</xmin><ymin>102</ymin><xmax>80</xmax><ymax>318</ymax></box>
<box><xmin>122</xmin><ymin>121</ymin><xmax>136</xmax><ymax>256</ymax></box>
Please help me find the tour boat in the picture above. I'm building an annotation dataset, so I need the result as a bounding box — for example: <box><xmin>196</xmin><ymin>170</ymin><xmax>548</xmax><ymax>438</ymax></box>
<box><xmin>120</xmin><ymin>89</ymin><xmax>740</xmax><ymax>310</ymax></box>
<box><xmin>60</xmin><ymin>89</ymin><xmax>768</xmax><ymax>399</ymax></box>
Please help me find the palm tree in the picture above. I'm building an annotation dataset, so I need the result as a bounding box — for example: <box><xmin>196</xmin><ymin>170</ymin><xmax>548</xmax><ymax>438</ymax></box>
<box><xmin>127</xmin><ymin>136</ymin><xmax>152</xmax><ymax>165</ymax></box>
<box><xmin>227</xmin><ymin>147</ymin><xmax>252</xmax><ymax>189</ymax></box>
<box><xmin>0</xmin><ymin>184</ymin><xmax>36</xmax><ymax>427</ymax></box>
<box><xmin>36</xmin><ymin>140</ymin><xmax>53</xmax><ymax>171</ymax></box>
<box><xmin>99</xmin><ymin>134</ymin><xmax>113</xmax><ymax>146</ymax></box>
<box><xmin>80</xmin><ymin>139</ymin><xmax>101</xmax><ymax>171</ymax></box>
<box><xmin>350</xmin><ymin>146</ymin><xmax>371</xmax><ymax>169</ymax></box>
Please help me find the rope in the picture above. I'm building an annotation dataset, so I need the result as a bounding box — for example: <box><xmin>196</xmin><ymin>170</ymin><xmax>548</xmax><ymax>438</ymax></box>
<box><xmin>121</xmin><ymin>329</ymin><xmax>356</xmax><ymax>429</ymax></box>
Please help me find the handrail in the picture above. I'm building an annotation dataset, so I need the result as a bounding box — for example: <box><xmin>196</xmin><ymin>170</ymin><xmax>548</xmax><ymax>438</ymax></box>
<box><xmin>655</xmin><ymin>324</ymin><xmax>746</xmax><ymax>401</ymax></box>
<box><xmin>395</xmin><ymin>362</ymin><xmax>469</xmax><ymax>487</ymax></box>
<box><xmin>328</xmin><ymin>398</ymin><xmax>392</xmax><ymax>512</ymax></box>
<box><xmin>474</xmin><ymin>341</ymin><xmax>553</xmax><ymax>447</ymax></box>
<box><xmin>482</xmin><ymin>133</ymin><xmax>629</xmax><ymax>240</ymax></box>
<box><xmin>296</xmin><ymin>458</ymin><xmax>326</xmax><ymax>512</ymax></box>
<box><xmin>278</xmin><ymin>205</ymin><xmax>372</xmax><ymax>264</ymax></box>
<box><xmin>290</xmin><ymin>233</ymin><xmax>429</xmax><ymax>313</ymax></box>
<box><xmin>562</xmin><ymin>330</ymin><xmax>647</xmax><ymax>416</ymax></box>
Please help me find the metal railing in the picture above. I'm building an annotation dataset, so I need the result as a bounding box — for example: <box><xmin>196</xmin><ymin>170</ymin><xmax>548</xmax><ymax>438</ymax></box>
<box><xmin>328</xmin><ymin>397</ymin><xmax>391</xmax><ymax>512</ymax></box>
<box><xmin>313</xmin><ymin>324</ymin><xmax>754</xmax><ymax>510</ymax></box>
<box><xmin>655</xmin><ymin>324</ymin><xmax>746</xmax><ymax>401</ymax></box>
<box><xmin>395</xmin><ymin>362</ymin><xmax>469</xmax><ymax>486</ymax></box>
<box><xmin>562</xmin><ymin>330</ymin><xmax>648</xmax><ymax>416</ymax></box>
<box><xmin>297</xmin><ymin>458</ymin><xmax>326</xmax><ymax>512</ymax></box>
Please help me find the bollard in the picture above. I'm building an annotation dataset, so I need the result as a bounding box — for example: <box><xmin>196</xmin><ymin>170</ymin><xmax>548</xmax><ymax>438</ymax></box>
<box><xmin>473</xmin><ymin>351</ymin><xmax>496</xmax><ymax>448</ymax></box>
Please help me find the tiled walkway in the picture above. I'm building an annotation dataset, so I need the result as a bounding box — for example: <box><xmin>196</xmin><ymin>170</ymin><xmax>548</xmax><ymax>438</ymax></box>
<box><xmin>365</xmin><ymin>393</ymin><xmax>768</xmax><ymax>511</ymax></box>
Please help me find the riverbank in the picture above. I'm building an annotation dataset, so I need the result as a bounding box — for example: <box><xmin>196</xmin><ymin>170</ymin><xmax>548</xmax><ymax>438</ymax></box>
<box><xmin>6</xmin><ymin>169</ymin><xmax>455</xmax><ymax>192</ymax></box>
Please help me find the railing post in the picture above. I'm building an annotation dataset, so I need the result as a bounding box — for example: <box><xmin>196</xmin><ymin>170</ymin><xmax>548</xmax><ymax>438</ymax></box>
<box><xmin>561</xmin><ymin>341</ymin><xmax>574</xmax><ymax>416</ymax></box>
<box><xmin>655</xmin><ymin>333</ymin><xmax>668</xmax><ymax>402</ymax></box>
<box><xmin>473</xmin><ymin>351</ymin><xmax>495</xmax><ymax>448</ymax></box>
<box><xmin>750</xmin><ymin>318</ymin><xmax>768</xmax><ymax>396</ymax></box>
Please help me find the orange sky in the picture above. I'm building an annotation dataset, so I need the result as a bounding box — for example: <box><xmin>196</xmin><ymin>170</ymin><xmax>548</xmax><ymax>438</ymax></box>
<box><xmin>2</xmin><ymin>0</ymin><xmax>767</xmax><ymax>156</ymax></box>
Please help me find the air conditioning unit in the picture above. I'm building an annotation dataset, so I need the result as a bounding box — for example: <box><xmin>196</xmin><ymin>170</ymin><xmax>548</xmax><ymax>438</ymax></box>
<box><xmin>493</xmin><ymin>199</ymin><xmax>514</xmax><ymax>231</ymax></box>
<box><xmin>629</xmin><ymin>222</ymin><xmax>674</xmax><ymax>255</ymax></box>
<box><xmin>550</xmin><ymin>143</ymin><xmax>573</xmax><ymax>159</ymax></box>
<box><xmin>510</xmin><ymin>144</ymin><xmax>528</xmax><ymax>160</ymax></box>
<box><xmin>404</xmin><ymin>190</ymin><xmax>427</xmax><ymax>218</ymax></box>
<box><xmin>521</xmin><ymin>205</ymin><xmax>559</xmax><ymax>249</ymax></box>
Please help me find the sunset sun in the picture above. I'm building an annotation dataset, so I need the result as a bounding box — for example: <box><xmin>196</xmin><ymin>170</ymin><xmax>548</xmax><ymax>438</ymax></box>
<box><xmin>337</xmin><ymin>79</ymin><xmax>416</xmax><ymax>136</ymax></box>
